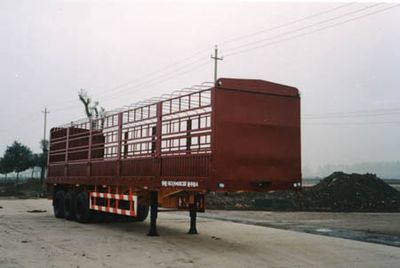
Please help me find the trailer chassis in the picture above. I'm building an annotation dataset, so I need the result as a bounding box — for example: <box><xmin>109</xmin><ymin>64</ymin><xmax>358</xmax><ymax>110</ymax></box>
<box><xmin>50</xmin><ymin>183</ymin><xmax>202</xmax><ymax>236</ymax></box>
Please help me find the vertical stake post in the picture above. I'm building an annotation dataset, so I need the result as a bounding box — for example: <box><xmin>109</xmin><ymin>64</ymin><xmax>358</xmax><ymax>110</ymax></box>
<box><xmin>188</xmin><ymin>194</ymin><xmax>198</xmax><ymax>235</ymax></box>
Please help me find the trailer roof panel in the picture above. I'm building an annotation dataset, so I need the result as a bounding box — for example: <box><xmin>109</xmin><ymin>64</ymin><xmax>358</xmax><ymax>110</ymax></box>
<box><xmin>216</xmin><ymin>78</ymin><xmax>299</xmax><ymax>97</ymax></box>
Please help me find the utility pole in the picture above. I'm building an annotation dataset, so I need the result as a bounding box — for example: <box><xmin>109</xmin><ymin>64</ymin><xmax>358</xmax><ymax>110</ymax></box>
<box><xmin>40</xmin><ymin>106</ymin><xmax>50</xmax><ymax>183</ymax></box>
<box><xmin>211</xmin><ymin>45</ymin><xmax>223</xmax><ymax>85</ymax></box>
<box><xmin>42</xmin><ymin>106</ymin><xmax>49</xmax><ymax>141</ymax></box>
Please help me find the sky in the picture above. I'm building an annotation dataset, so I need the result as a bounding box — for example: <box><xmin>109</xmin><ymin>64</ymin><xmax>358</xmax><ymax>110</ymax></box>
<box><xmin>0</xmin><ymin>0</ymin><xmax>399</xmax><ymax>176</ymax></box>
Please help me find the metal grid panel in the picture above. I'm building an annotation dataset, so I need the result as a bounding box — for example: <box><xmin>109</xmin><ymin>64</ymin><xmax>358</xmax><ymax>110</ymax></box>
<box><xmin>48</xmin><ymin>82</ymin><xmax>214</xmax><ymax>165</ymax></box>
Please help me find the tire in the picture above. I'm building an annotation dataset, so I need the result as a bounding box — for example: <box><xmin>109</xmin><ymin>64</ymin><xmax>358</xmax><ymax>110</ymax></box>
<box><xmin>75</xmin><ymin>192</ymin><xmax>91</xmax><ymax>223</ymax></box>
<box><xmin>130</xmin><ymin>203</ymin><xmax>149</xmax><ymax>222</ymax></box>
<box><xmin>53</xmin><ymin>190</ymin><xmax>65</xmax><ymax>218</ymax></box>
<box><xmin>64</xmin><ymin>191</ymin><xmax>77</xmax><ymax>221</ymax></box>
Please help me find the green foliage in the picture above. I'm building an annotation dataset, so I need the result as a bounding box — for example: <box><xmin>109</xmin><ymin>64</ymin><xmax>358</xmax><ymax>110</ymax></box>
<box><xmin>0</xmin><ymin>156</ymin><xmax>13</xmax><ymax>175</ymax></box>
<box><xmin>0</xmin><ymin>178</ymin><xmax>45</xmax><ymax>197</ymax></box>
<box><xmin>38</xmin><ymin>139</ymin><xmax>48</xmax><ymax>182</ymax></box>
<box><xmin>31</xmin><ymin>153</ymin><xmax>41</xmax><ymax>168</ymax></box>
<box><xmin>38</xmin><ymin>139</ymin><xmax>48</xmax><ymax>168</ymax></box>
<box><xmin>3</xmin><ymin>141</ymin><xmax>33</xmax><ymax>175</ymax></box>
<box><xmin>0</xmin><ymin>140</ymin><xmax>49</xmax><ymax>183</ymax></box>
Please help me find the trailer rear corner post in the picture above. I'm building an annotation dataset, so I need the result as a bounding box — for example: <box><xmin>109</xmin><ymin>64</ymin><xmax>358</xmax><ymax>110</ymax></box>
<box><xmin>147</xmin><ymin>191</ymin><xmax>159</xmax><ymax>236</ymax></box>
<box><xmin>188</xmin><ymin>193</ymin><xmax>198</xmax><ymax>235</ymax></box>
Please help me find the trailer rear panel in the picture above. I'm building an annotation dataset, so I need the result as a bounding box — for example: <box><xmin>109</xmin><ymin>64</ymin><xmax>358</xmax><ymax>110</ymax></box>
<box><xmin>212</xmin><ymin>79</ymin><xmax>301</xmax><ymax>191</ymax></box>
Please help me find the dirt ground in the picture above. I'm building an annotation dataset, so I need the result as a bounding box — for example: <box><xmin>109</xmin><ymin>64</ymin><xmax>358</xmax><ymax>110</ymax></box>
<box><xmin>1</xmin><ymin>199</ymin><xmax>400</xmax><ymax>268</ymax></box>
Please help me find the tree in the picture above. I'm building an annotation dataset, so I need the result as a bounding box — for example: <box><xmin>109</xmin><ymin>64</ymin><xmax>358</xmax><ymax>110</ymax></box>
<box><xmin>29</xmin><ymin>153</ymin><xmax>41</xmax><ymax>179</ymax></box>
<box><xmin>0</xmin><ymin>153</ymin><xmax>14</xmax><ymax>179</ymax></box>
<box><xmin>3</xmin><ymin>141</ymin><xmax>33</xmax><ymax>186</ymax></box>
<box><xmin>0</xmin><ymin>158</ymin><xmax>4</xmax><ymax>178</ymax></box>
<box><xmin>78</xmin><ymin>88</ymin><xmax>94</xmax><ymax>118</ymax></box>
<box><xmin>38</xmin><ymin>139</ymin><xmax>49</xmax><ymax>183</ymax></box>
<box><xmin>0</xmin><ymin>156</ymin><xmax>13</xmax><ymax>179</ymax></box>
<box><xmin>78</xmin><ymin>89</ymin><xmax>106</xmax><ymax>128</ymax></box>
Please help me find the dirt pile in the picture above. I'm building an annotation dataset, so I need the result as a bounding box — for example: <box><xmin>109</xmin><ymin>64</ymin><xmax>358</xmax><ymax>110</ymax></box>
<box><xmin>291</xmin><ymin>172</ymin><xmax>400</xmax><ymax>211</ymax></box>
<box><xmin>206</xmin><ymin>172</ymin><xmax>400</xmax><ymax>212</ymax></box>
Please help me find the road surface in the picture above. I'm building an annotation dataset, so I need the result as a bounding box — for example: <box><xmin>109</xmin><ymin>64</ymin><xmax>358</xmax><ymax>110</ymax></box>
<box><xmin>0</xmin><ymin>199</ymin><xmax>399</xmax><ymax>268</ymax></box>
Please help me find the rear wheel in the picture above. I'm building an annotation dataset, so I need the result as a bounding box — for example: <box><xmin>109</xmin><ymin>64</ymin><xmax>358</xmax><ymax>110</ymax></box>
<box><xmin>75</xmin><ymin>192</ymin><xmax>91</xmax><ymax>223</ymax></box>
<box><xmin>136</xmin><ymin>203</ymin><xmax>149</xmax><ymax>221</ymax></box>
<box><xmin>53</xmin><ymin>190</ymin><xmax>65</xmax><ymax>218</ymax></box>
<box><xmin>128</xmin><ymin>202</ymin><xmax>149</xmax><ymax>222</ymax></box>
<box><xmin>64</xmin><ymin>191</ymin><xmax>76</xmax><ymax>220</ymax></box>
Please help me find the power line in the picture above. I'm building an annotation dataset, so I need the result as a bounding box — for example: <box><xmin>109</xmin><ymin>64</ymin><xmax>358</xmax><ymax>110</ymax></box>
<box><xmin>88</xmin><ymin>59</ymin><xmax>210</xmax><ymax>104</ymax></box>
<box><xmin>96</xmin><ymin>57</ymin><xmax>210</xmax><ymax>100</ymax></box>
<box><xmin>102</xmin><ymin>2</ymin><xmax>391</xmax><ymax>101</ymax></box>
<box><xmin>51</xmin><ymin>3</ymin><xmax>400</xmax><ymax>115</ymax></box>
<box><xmin>303</xmin><ymin>121</ymin><xmax>400</xmax><ymax>126</ymax></box>
<box><xmin>50</xmin><ymin>49</ymin><xmax>212</xmax><ymax>110</ymax></box>
<box><xmin>51</xmin><ymin>3</ymin><xmax>359</xmax><ymax>111</ymax></box>
<box><xmin>220</xmin><ymin>2</ymin><xmax>357</xmax><ymax>46</ymax></box>
<box><xmin>53</xmin><ymin>59</ymin><xmax>211</xmax><ymax>113</ymax></box>
<box><xmin>303</xmin><ymin>110</ymin><xmax>400</xmax><ymax>120</ymax></box>
<box><xmin>95</xmin><ymin>47</ymin><xmax>212</xmax><ymax>97</ymax></box>
<box><xmin>102</xmin><ymin>61</ymin><xmax>211</xmax><ymax>109</ymax></box>
<box><xmin>224</xmin><ymin>2</ymin><xmax>386</xmax><ymax>57</ymax></box>
<box><xmin>303</xmin><ymin>107</ymin><xmax>400</xmax><ymax>117</ymax></box>
<box><xmin>304</xmin><ymin>113</ymin><xmax>400</xmax><ymax>120</ymax></box>
<box><xmin>225</xmin><ymin>3</ymin><xmax>400</xmax><ymax>58</ymax></box>
<box><xmin>52</xmin><ymin>57</ymin><xmax>211</xmax><ymax>112</ymax></box>
<box><xmin>90</xmin><ymin>4</ymin><xmax>366</xmax><ymax>103</ymax></box>
<box><xmin>302</xmin><ymin>107</ymin><xmax>400</xmax><ymax>126</ymax></box>
<box><xmin>94</xmin><ymin>3</ymin><xmax>358</xmax><ymax>101</ymax></box>
<box><xmin>91</xmin><ymin>3</ymin><xmax>357</xmax><ymax>102</ymax></box>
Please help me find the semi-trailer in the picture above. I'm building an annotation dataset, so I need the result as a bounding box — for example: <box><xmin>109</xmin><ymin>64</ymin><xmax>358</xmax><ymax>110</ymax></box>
<box><xmin>46</xmin><ymin>78</ymin><xmax>301</xmax><ymax>236</ymax></box>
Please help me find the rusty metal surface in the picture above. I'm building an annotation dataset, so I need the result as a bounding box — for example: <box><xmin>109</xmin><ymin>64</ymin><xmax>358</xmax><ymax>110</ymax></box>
<box><xmin>47</xmin><ymin>78</ymin><xmax>301</xmax><ymax>192</ymax></box>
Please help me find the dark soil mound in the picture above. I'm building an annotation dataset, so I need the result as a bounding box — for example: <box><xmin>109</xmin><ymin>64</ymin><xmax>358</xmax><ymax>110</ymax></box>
<box><xmin>292</xmin><ymin>172</ymin><xmax>400</xmax><ymax>211</ymax></box>
<box><xmin>206</xmin><ymin>172</ymin><xmax>400</xmax><ymax>212</ymax></box>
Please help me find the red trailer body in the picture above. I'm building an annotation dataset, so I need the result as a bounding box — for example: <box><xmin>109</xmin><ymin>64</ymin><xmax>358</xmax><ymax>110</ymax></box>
<box><xmin>46</xmin><ymin>78</ymin><xmax>301</xmax><ymax>234</ymax></box>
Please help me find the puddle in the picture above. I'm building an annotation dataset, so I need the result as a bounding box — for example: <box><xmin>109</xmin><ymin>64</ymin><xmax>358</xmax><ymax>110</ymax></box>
<box><xmin>315</xmin><ymin>228</ymin><xmax>332</xmax><ymax>233</ymax></box>
<box><xmin>199</xmin><ymin>214</ymin><xmax>400</xmax><ymax>248</ymax></box>
<box><xmin>293</xmin><ymin>226</ymin><xmax>400</xmax><ymax>248</ymax></box>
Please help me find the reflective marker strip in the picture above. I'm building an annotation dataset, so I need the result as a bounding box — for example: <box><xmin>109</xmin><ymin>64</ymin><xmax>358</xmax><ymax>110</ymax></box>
<box><xmin>90</xmin><ymin>204</ymin><xmax>136</xmax><ymax>216</ymax></box>
<box><xmin>90</xmin><ymin>192</ymin><xmax>131</xmax><ymax>200</ymax></box>
<box><xmin>89</xmin><ymin>191</ymin><xmax>137</xmax><ymax>217</ymax></box>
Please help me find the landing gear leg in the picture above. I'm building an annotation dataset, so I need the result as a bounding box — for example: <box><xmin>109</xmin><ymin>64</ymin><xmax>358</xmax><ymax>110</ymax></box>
<box><xmin>147</xmin><ymin>191</ymin><xmax>159</xmax><ymax>236</ymax></box>
<box><xmin>188</xmin><ymin>194</ymin><xmax>198</xmax><ymax>235</ymax></box>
